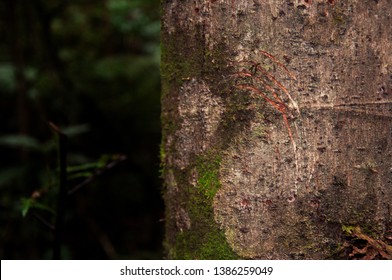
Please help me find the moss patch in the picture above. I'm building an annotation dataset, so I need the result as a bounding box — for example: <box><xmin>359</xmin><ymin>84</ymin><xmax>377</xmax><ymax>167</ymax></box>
<box><xmin>171</xmin><ymin>152</ymin><xmax>238</xmax><ymax>260</ymax></box>
<box><xmin>173</xmin><ymin>227</ymin><xmax>238</xmax><ymax>260</ymax></box>
<box><xmin>195</xmin><ymin>154</ymin><xmax>221</xmax><ymax>199</ymax></box>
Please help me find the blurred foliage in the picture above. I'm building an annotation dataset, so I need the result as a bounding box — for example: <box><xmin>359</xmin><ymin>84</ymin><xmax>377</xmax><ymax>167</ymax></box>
<box><xmin>0</xmin><ymin>0</ymin><xmax>162</xmax><ymax>259</ymax></box>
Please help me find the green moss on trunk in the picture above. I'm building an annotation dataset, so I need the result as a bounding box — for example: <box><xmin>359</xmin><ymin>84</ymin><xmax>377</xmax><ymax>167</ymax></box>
<box><xmin>171</xmin><ymin>153</ymin><xmax>238</xmax><ymax>260</ymax></box>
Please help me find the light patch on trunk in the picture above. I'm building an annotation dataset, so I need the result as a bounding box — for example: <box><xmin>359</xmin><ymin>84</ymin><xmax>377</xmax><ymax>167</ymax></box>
<box><xmin>174</xmin><ymin>78</ymin><xmax>225</xmax><ymax>169</ymax></box>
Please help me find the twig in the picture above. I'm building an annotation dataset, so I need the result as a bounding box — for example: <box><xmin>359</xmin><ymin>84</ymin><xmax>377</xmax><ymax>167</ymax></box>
<box><xmin>49</xmin><ymin>122</ymin><xmax>68</xmax><ymax>260</ymax></box>
<box><xmin>67</xmin><ymin>155</ymin><xmax>127</xmax><ymax>196</ymax></box>
<box><xmin>33</xmin><ymin>212</ymin><xmax>55</xmax><ymax>231</ymax></box>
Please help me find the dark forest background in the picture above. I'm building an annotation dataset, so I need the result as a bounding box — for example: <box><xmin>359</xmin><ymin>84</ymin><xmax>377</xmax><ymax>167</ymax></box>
<box><xmin>0</xmin><ymin>0</ymin><xmax>163</xmax><ymax>259</ymax></box>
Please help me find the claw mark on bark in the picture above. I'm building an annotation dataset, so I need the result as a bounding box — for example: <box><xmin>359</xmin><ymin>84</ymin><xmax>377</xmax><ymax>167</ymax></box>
<box><xmin>230</xmin><ymin>50</ymin><xmax>300</xmax><ymax>182</ymax></box>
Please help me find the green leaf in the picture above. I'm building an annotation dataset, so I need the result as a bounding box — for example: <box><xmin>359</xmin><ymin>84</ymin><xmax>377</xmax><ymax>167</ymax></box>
<box><xmin>97</xmin><ymin>154</ymin><xmax>112</xmax><ymax>168</ymax></box>
<box><xmin>66</xmin><ymin>154</ymin><xmax>115</xmax><ymax>179</ymax></box>
<box><xmin>67</xmin><ymin>162</ymin><xmax>100</xmax><ymax>173</ymax></box>
<box><xmin>0</xmin><ymin>63</ymin><xmax>15</xmax><ymax>92</ymax></box>
<box><xmin>68</xmin><ymin>172</ymin><xmax>93</xmax><ymax>180</ymax></box>
<box><xmin>0</xmin><ymin>135</ymin><xmax>42</xmax><ymax>151</ymax></box>
<box><xmin>20</xmin><ymin>198</ymin><xmax>55</xmax><ymax>217</ymax></box>
<box><xmin>61</xmin><ymin>124</ymin><xmax>90</xmax><ymax>136</ymax></box>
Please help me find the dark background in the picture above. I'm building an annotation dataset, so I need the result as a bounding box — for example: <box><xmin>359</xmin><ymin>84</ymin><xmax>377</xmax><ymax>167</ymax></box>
<box><xmin>0</xmin><ymin>0</ymin><xmax>163</xmax><ymax>259</ymax></box>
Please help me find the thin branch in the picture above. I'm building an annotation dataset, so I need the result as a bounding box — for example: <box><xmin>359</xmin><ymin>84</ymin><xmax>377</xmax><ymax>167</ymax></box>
<box><xmin>49</xmin><ymin>122</ymin><xmax>68</xmax><ymax>260</ymax></box>
<box><xmin>68</xmin><ymin>155</ymin><xmax>127</xmax><ymax>196</ymax></box>
<box><xmin>33</xmin><ymin>213</ymin><xmax>55</xmax><ymax>231</ymax></box>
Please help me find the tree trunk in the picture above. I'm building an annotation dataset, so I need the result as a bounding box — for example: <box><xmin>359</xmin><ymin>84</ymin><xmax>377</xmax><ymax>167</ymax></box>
<box><xmin>161</xmin><ymin>0</ymin><xmax>392</xmax><ymax>259</ymax></box>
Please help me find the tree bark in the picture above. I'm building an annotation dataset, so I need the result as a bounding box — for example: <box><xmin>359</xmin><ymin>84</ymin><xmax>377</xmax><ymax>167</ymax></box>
<box><xmin>161</xmin><ymin>0</ymin><xmax>392</xmax><ymax>259</ymax></box>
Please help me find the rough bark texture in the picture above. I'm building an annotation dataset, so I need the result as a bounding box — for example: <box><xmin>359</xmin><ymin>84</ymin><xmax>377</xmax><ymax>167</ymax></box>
<box><xmin>161</xmin><ymin>0</ymin><xmax>392</xmax><ymax>259</ymax></box>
